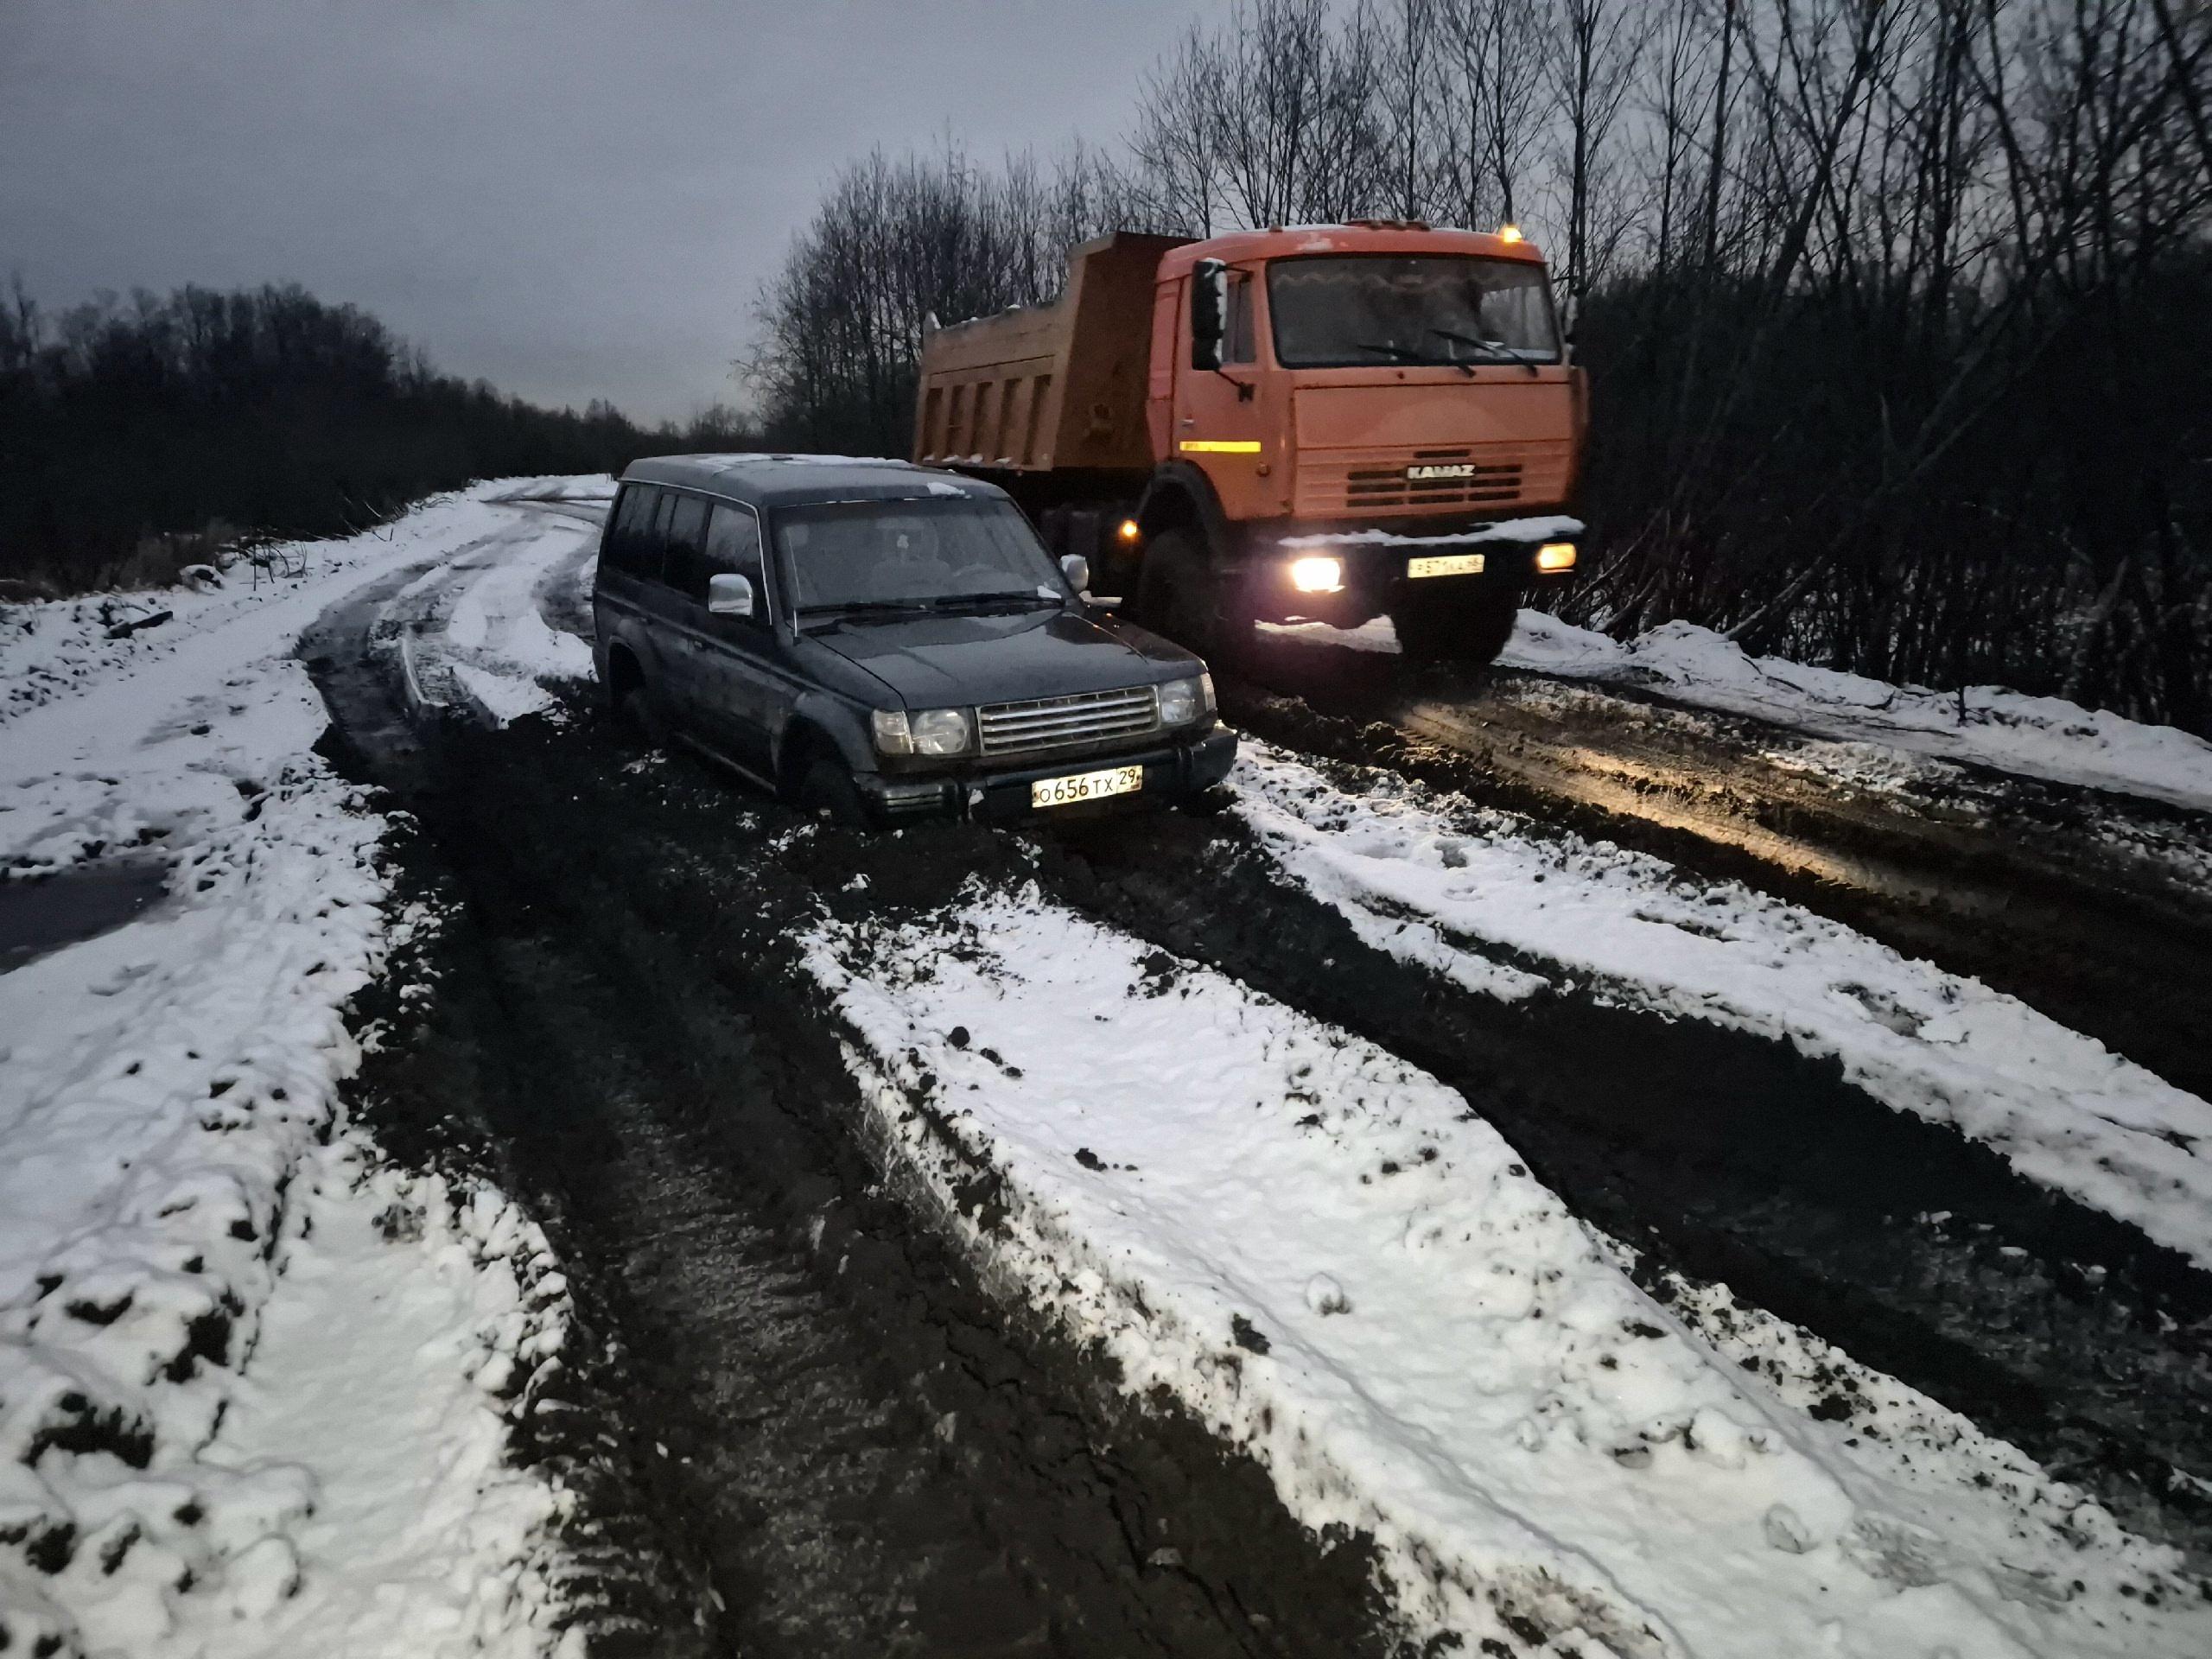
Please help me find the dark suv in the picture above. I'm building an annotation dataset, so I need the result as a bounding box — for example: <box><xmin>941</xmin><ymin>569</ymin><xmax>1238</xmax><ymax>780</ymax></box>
<box><xmin>591</xmin><ymin>454</ymin><xmax>1237</xmax><ymax>823</ymax></box>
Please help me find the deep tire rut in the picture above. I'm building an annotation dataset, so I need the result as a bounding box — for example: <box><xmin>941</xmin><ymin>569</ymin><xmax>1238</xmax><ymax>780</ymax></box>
<box><xmin>1023</xmin><ymin>804</ymin><xmax>2212</xmax><ymax>1564</ymax></box>
<box><xmin>321</xmin><ymin>695</ymin><xmax>1393</xmax><ymax>1658</ymax></box>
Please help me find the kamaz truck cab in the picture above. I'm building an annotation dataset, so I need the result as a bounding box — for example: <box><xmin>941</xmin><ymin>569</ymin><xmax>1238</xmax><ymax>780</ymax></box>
<box><xmin>914</xmin><ymin>221</ymin><xmax>1587</xmax><ymax>667</ymax></box>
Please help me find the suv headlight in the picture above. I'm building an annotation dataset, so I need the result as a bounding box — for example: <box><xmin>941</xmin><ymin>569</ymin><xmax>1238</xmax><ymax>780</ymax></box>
<box><xmin>874</xmin><ymin>708</ymin><xmax>975</xmax><ymax>757</ymax></box>
<box><xmin>909</xmin><ymin>707</ymin><xmax>973</xmax><ymax>756</ymax></box>
<box><xmin>1157</xmin><ymin>673</ymin><xmax>1214</xmax><ymax>726</ymax></box>
<box><xmin>871</xmin><ymin>708</ymin><xmax>913</xmax><ymax>755</ymax></box>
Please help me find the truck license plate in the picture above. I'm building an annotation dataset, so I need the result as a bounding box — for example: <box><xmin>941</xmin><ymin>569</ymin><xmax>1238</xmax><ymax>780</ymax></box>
<box><xmin>1031</xmin><ymin>764</ymin><xmax>1143</xmax><ymax>809</ymax></box>
<box><xmin>1408</xmin><ymin>552</ymin><xmax>1485</xmax><ymax>579</ymax></box>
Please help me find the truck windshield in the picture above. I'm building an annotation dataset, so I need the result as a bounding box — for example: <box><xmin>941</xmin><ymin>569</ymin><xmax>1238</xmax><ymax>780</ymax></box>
<box><xmin>774</xmin><ymin>498</ymin><xmax>1067</xmax><ymax>613</ymax></box>
<box><xmin>1268</xmin><ymin>255</ymin><xmax>1560</xmax><ymax>370</ymax></box>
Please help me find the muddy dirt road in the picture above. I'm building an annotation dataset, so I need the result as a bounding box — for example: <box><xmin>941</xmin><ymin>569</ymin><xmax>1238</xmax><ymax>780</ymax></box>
<box><xmin>301</xmin><ymin>491</ymin><xmax>2212</xmax><ymax>1652</ymax></box>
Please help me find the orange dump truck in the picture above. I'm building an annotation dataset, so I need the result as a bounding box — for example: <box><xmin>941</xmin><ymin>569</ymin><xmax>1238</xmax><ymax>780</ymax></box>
<box><xmin>912</xmin><ymin>222</ymin><xmax>1586</xmax><ymax>666</ymax></box>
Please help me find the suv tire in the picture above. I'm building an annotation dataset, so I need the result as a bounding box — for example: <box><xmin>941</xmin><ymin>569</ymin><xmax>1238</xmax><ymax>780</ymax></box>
<box><xmin>797</xmin><ymin>757</ymin><xmax>869</xmax><ymax>827</ymax></box>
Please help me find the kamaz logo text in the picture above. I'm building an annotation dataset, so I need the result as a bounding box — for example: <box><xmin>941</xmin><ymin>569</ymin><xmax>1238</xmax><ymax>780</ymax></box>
<box><xmin>1406</xmin><ymin>463</ymin><xmax>1478</xmax><ymax>481</ymax></box>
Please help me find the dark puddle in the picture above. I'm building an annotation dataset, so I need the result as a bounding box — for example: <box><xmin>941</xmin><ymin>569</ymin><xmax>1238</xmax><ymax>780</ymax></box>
<box><xmin>0</xmin><ymin>859</ymin><xmax>170</xmax><ymax>973</ymax></box>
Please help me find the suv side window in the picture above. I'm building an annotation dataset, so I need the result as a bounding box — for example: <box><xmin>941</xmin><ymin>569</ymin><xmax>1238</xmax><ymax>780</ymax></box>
<box><xmin>663</xmin><ymin>493</ymin><xmax>713</xmax><ymax>601</ymax></box>
<box><xmin>605</xmin><ymin>485</ymin><xmax>659</xmax><ymax>577</ymax></box>
<box><xmin>702</xmin><ymin>503</ymin><xmax>767</xmax><ymax>621</ymax></box>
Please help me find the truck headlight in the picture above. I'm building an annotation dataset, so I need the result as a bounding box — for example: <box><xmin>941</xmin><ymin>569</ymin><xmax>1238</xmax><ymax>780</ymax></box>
<box><xmin>908</xmin><ymin>707</ymin><xmax>974</xmax><ymax>756</ymax></box>
<box><xmin>1535</xmin><ymin>542</ymin><xmax>1578</xmax><ymax>572</ymax></box>
<box><xmin>1157</xmin><ymin>673</ymin><xmax>1215</xmax><ymax>726</ymax></box>
<box><xmin>1289</xmin><ymin>555</ymin><xmax>1344</xmax><ymax>594</ymax></box>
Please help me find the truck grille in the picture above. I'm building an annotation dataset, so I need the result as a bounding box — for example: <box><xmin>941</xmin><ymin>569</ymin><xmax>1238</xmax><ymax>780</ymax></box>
<box><xmin>977</xmin><ymin>685</ymin><xmax>1160</xmax><ymax>757</ymax></box>
<box><xmin>1294</xmin><ymin>441</ymin><xmax>1572</xmax><ymax>518</ymax></box>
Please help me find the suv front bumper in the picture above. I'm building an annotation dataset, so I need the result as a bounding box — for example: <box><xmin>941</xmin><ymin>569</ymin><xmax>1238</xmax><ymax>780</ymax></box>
<box><xmin>856</xmin><ymin>728</ymin><xmax>1238</xmax><ymax>824</ymax></box>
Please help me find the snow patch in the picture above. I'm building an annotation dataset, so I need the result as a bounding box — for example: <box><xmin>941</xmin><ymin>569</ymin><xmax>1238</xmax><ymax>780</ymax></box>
<box><xmin>1229</xmin><ymin>739</ymin><xmax>2212</xmax><ymax>1268</ymax></box>
<box><xmin>804</xmin><ymin>890</ymin><xmax>2205</xmax><ymax>1657</ymax></box>
<box><xmin>1502</xmin><ymin>613</ymin><xmax>2212</xmax><ymax>813</ymax></box>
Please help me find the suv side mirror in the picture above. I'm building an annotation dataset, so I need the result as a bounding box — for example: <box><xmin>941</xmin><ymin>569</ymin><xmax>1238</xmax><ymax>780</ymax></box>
<box><xmin>1060</xmin><ymin>554</ymin><xmax>1090</xmax><ymax>594</ymax></box>
<box><xmin>1190</xmin><ymin>258</ymin><xmax>1227</xmax><ymax>372</ymax></box>
<box><xmin>707</xmin><ymin>572</ymin><xmax>754</xmax><ymax>617</ymax></box>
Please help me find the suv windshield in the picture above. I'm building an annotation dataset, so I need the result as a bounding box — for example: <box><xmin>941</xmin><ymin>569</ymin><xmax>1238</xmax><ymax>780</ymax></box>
<box><xmin>774</xmin><ymin>497</ymin><xmax>1066</xmax><ymax>613</ymax></box>
<box><xmin>1268</xmin><ymin>255</ymin><xmax>1560</xmax><ymax>370</ymax></box>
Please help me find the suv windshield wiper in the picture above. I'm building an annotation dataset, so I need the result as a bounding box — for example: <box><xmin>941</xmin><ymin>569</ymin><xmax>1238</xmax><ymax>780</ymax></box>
<box><xmin>796</xmin><ymin>599</ymin><xmax>935</xmax><ymax>633</ymax></box>
<box><xmin>797</xmin><ymin>592</ymin><xmax>1062</xmax><ymax>633</ymax></box>
<box><xmin>921</xmin><ymin>591</ymin><xmax>1064</xmax><ymax>613</ymax></box>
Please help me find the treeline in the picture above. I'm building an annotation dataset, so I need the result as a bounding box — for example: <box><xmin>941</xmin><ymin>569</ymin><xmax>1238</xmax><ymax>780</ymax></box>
<box><xmin>0</xmin><ymin>280</ymin><xmax>755</xmax><ymax>594</ymax></box>
<box><xmin>751</xmin><ymin>0</ymin><xmax>2212</xmax><ymax>735</ymax></box>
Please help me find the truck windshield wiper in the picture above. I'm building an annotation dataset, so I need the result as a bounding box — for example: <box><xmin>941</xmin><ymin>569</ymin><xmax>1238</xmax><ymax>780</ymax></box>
<box><xmin>1351</xmin><ymin>340</ymin><xmax>1426</xmax><ymax>364</ymax></box>
<box><xmin>1427</xmin><ymin>327</ymin><xmax>1542</xmax><ymax>376</ymax></box>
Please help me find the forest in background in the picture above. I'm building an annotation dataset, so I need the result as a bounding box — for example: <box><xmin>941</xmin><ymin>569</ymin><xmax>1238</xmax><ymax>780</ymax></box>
<box><xmin>749</xmin><ymin>0</ymin><xmax>2212</xmax><ymax>735</ymax></box>
<box><xmin>0</xmin><ymin>279</ymin><xmax>755</xmax><ymax>596</ymax></box>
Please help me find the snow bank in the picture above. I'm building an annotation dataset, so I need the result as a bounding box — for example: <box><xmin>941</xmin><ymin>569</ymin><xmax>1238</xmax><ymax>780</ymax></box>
<box><xmin>1502</xmin><ymin>613</ymin><xmax>2212</xmax><ymax>813</ymax></box>
<box><xmin>804</xmin><ymin>890</ymin><xmax>2204</xmax><ymax>1656</ymax></box>
<box><xmin>0</xmin><ymin>488</ymin><xmax>577</xmax><ymax>1655</ymax></box>
<box><xmin>1230</xmin><ymin>739</ymin><xmax>2212</xmax><ymax>1270</ymax></box>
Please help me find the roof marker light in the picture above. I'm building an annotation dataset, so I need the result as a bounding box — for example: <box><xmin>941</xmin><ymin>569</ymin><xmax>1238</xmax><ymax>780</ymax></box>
<box><xmin>1499</xmin><ymin>223</ymin><xmax>1524</xmax><ymax>244</ymax></box>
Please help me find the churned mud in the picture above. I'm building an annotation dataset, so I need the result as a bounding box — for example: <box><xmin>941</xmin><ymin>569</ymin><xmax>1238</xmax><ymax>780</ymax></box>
<box><xmin>311</xmin><ymin>636</ymin><xmax>1392</xmax><ymax>1655</ymax></box>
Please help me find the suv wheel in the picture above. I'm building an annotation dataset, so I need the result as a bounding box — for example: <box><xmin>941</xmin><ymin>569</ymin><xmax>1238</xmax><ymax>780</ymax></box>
<box><xmin>797</xmin><ymin>757</ymin><xmax>868</xmax><ymax>827</ymax></box>
<box><xmin>618</xmin><ymin>677</ymin><xmax>670</xmax><ymax>746</ymax></box>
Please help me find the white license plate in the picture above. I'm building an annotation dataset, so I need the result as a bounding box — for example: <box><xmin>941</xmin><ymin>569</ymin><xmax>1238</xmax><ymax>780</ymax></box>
<box><xmin>1030</xmin><ymin>764</ymin><xmax>1144</xmax><ymax>809</ymax></box>
<box><xmin>1407</xmin><ymin>552</ymin><xmax>1485</xmax><ymax>579</ymax></box>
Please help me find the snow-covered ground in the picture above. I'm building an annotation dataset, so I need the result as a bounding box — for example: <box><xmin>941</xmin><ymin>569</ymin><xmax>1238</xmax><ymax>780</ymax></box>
<box><xmin>0</xmin><ymin>486</ymin><xmax>585</xmax><ymax>1656</ymax></box>
<box><xmin>1266</xmin><ymin>609</ymin><xmax>2212</xmax><ymax>813</ymax></box>
<box><xmin>804</xmin><ymin>887</ymin><xmax>2206</xmax><ymax>1658</ymax></box>
<box><xmin>1227</xmin><ymin>740</ymin><xmax>2212</xmax><ymax>1269</ymax></box>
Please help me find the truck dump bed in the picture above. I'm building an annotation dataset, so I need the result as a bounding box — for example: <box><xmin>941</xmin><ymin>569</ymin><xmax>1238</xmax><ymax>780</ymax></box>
<box><xmin>912</xmin><ymin>232</ymin><xmax>1185</xmax><ymax>476</ymax></box>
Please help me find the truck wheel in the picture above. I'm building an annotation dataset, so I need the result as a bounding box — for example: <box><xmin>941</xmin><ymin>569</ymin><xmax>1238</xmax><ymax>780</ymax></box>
<box><xmin>1139</xmin><ymin>528</ymin><xmax>1251</xmax><ymax>671</ymax></box>
<box><xmin>797</xmin><ymin>757</ymin><xmax>869</xmax><ymax>828</ymax></box>
<box><xmin>1390</xmin><ymin>585</ymin><xmax>1523</xmax><ymax>668</ymax></box>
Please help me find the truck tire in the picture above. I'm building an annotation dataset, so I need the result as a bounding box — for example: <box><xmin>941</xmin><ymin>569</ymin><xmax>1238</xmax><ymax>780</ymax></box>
<box><xmin>1138</xmin><ymin>527</ymin><xmax>1252</xmax><ymax>672</ymax></box>
<box><xmin>1390</xmin><ymin>584</ymin><xmax>1522</xmax><ymax>668</ymax></box>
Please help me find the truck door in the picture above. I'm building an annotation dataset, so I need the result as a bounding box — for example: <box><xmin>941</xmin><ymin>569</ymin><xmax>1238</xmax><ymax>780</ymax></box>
<box><xmin>1172</xmin><ymin>266</ymin><xmax>1274</xmax><ymax>521</ymax></box>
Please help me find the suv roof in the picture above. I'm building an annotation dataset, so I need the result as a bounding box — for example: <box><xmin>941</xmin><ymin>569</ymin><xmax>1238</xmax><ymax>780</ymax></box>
<box><xmin>620</xmin><ymin>453</ymin><xmax>1005</xmax><ymax>512</ymax></box>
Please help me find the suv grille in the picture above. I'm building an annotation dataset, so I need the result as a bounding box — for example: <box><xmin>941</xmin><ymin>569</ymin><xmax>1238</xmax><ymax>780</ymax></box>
<box><xmin>977</xmin><ymin>685</ymin><xmax>1160</xmax><ymax>757</ymax></box>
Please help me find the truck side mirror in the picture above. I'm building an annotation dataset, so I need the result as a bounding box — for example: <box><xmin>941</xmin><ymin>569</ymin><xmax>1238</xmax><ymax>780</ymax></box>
<box><xmin>1190</xmin><ymin>258</ymin><xmax>1228</xmax><ymax>372</ymax></box>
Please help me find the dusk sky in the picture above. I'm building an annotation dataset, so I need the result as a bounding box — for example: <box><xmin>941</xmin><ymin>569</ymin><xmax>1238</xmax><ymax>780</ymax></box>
<box><xmin>0</xmin><ymin>0</ymin><xmax>1216</xmax><ymax>423</ymax></box>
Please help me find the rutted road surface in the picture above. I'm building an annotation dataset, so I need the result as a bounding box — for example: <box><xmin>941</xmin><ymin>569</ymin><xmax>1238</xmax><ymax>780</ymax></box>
<box><xmin>302</xmin><ymin>486</ymin><xmax>2212</xmax><ymax>1655</ymax></box>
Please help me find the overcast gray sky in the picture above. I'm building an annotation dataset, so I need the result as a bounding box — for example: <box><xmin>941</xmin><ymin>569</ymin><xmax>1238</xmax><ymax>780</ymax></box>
<box><xmin>0</xmin><ymin>0</ymin><xmax>1214</xmax><ymax>423</ymax></box>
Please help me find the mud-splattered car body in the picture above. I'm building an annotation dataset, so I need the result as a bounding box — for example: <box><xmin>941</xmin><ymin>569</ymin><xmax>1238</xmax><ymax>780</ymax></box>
<box><xmin>592</xmin><ymin>454</ymin><xmax>1236</xmax><ymax>823</ymax></box>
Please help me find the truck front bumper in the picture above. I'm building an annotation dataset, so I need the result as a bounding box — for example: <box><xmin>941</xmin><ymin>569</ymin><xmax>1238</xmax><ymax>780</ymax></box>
<box><xmin>1246</xmin><ymin>525</ymin><xmax>1580</xmax><ymax>626</ymax></box>
<box><xmin>857</xmin><ymin>727</ymin><xmax>1238</xmax><ymax>825</ymax></box>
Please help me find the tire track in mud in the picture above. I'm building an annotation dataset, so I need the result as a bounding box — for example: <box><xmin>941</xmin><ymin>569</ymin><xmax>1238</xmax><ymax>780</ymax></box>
<box><xmin>1020</xmin><ymin>804</ymin><xmax>2212</xmax><ymax>1564</ymax></box>
<box><xmin>312</xmin><ymin>668</ymin><xmax>1394</xmax><ymax>1653</ymax></box>
<box><xmin>1219</xmin><ymin>640</ymin><xmax>2212</xmax><ymax>1106</ymax></box>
